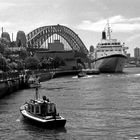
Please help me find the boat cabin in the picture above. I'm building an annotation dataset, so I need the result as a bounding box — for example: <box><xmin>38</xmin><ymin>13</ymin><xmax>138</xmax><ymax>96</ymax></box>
<box><xmin>27</xmin><ymin>96</ymin><xmax>57</xmax><ymax>117</ymax></box>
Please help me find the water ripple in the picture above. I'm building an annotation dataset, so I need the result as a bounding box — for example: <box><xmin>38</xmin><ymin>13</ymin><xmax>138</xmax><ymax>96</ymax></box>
<box><xmin>1</xmin><ymin>68</ymin><xmax>140</xmax><ymax>139</ymax></box>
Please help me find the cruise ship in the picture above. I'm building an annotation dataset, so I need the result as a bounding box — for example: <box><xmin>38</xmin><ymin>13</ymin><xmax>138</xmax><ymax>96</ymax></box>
<box><xmin>93</xmin><ymin>23</ymin><xmax>128</xmax><ymax>73</ymax></box>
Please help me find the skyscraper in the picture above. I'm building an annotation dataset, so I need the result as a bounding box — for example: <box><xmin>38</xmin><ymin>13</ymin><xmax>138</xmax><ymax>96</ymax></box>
<box><xmin>134</xmin><ymin>47</ymin><xmax>140</xmax><ymax>59</ymax></box>
<box><xmin>1</xmin><ymin>32</ymin><xmax>11</xmax><ymax>42</ymax></box>
<box><xmin>16</xmin><ymin>31</ymin><xmax>27</xmax><ymax>47</ymax></box>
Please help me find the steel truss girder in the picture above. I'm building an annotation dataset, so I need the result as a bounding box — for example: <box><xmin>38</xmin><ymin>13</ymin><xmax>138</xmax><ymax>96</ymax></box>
<box><xmin>26</xmin><ymin>24</ymin><xmax>88</xmax><ymax>55</ymax></box>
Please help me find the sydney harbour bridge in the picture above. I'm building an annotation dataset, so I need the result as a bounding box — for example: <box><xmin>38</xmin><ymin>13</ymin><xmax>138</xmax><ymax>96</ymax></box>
<box><xmin>26</xmin><ymin>24</ymin><xmax>89</xmax><ymax>59</ymax></box>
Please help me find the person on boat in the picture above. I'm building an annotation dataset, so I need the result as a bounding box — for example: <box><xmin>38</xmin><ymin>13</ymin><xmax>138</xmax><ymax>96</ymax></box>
<box><xmin>42</xmin><ymin>96</ymin><xmax>49</xmax><ymax>102</ymax></box>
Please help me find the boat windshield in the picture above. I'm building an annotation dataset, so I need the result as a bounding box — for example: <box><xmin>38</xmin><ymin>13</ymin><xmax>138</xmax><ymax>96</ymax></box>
<box><xmin>28</xmin><ymin>101</ymin><xmax>57</xmax><ymax>116</ymax></box>
<box><xmin>41</xmin><ymin>102</ymin><xmax>57</xmax><ymax>116</ymax></box>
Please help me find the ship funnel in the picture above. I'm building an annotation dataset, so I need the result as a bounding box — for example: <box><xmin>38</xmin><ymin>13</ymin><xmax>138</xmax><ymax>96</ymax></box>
<box><xmin>102</xmin><ymin>31</ymin><xmax>106</xmax><ymax>40</ymax></box>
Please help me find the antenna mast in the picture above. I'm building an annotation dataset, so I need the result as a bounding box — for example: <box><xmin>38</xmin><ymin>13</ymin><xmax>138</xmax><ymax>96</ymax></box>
<box><xmin>1</xmin><ymin>27</ymin><xmax>3</xmax><ymax>34</ymax></box>
<box><xmin>106</xmin><ymin>20</ymin><xmax>112</xmax><ymax>39</ymax></box>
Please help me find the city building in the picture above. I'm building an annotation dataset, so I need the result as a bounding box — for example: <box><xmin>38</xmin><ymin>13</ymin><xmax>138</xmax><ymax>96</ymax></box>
<box><xmin>16</xmin><ymin>31</ymin><xmax>27</xmax><ymax>47</ymax></box>
<box><xmin>48</xmin><ymin>40</ymin><xmax>64</xmax><ymax>51</ymax></box>
<box><xmin>1</xmin><ymin>32</ymin><xmax>11</xmax><ymax>42</ymax></box>
<box><xmin>134</xmin><ymin>47</ymin><xmax>140</xmax><ymax>59</ymax></box>
<box><xmin>35</xmin><ymin>40</ymin><xmax>78</xmax><ymax>70</ymax></box>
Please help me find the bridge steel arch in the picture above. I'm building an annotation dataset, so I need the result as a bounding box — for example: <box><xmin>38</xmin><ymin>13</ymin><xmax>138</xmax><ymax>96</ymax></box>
<box><xmin>26</xmin><ymin>24</ymin><xmax>89</xmax><ymax>55</ymax></box>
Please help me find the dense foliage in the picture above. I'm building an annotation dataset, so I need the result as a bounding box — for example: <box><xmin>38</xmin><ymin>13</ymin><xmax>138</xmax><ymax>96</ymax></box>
<box><xmin>0</xmin><ymin>30</ymin><xmax>80</xmax><ymax>72</ymax></box>
<box><xmin>25</xmin><ymin>56</ymin><xmax>41</xmax><ymax>70</ymax></box>
<box><xmin>0</xmin><ymin>54</ymin><xmax>10</xmax><ymax>71</ymax></box>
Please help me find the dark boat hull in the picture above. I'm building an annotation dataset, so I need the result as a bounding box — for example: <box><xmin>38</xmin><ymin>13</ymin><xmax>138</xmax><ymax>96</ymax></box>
<box><xmin>28</xmin><ymin>83</ymin><xmax>41</xmax><ymax>88</ymax></box>
<box><xmin>20</xmin><ymin>109</ymin><xmax>66</xmax><ymax>128</ymax></box>
<box><xmin>94</xmin><ymin>54</ymin><xmax>127</xmax><ymax>73</ymax></box>
<box><xmin>82</xmin><ymin>69</ymin><xmax>100</xmax><ymax>75</ymax></box>
<box><xmin>77</xmin><ymin>72</ymin><xmax>86</xmax><ymax>78</ymax></box>
<box><xmin>0</xmin><ymin>81</ymin><xmax>9</xmax><ymax>98</ymax></box>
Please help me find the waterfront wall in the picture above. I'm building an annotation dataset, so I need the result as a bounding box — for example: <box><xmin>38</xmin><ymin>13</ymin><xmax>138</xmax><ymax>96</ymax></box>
<box><xmin>53</xmin><ymin>69</ymin><xmax>80</xmax><ymax>78</ymax></box>
<box><xmin>0</xmin><ymin>68</ymin><xmax>92</xmax><ymax>99</ymax></box>
<box><xmin>0</xmin><ymin>72</ymin><xmax>28</xmax><ymax>99</ymax></box>
<box><xmin>0</xmin><ymin>70</ymin><xmax>54</xmax><ymax>99</ymax></box>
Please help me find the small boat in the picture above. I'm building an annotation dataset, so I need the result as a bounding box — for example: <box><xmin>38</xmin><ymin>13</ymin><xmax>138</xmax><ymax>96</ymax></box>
<box><xmin>77</xmin><ymin>71</ymin><xmax>87</xmax><ymax>78</ymax></box>
<box><xmin>20</xmin><ymin>88</ymin><xmax>66</xmax><ymax>128</ymax></box>
<box><xmin>29</xmin><ymin>82</ymin><xmax>41</xmax><ymax>88</ymax></box>
<box><xmin>28</xmin><ymin>75</ymin><xmax>41</xmax><ymax>88</ymax></box>
<box><xmin>82</xmin><ymin>69</ymin><xmax>100</xmax><ymax>75</ymax></box>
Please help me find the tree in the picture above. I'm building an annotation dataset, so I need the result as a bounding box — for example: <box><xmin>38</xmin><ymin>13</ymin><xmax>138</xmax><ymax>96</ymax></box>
<box><xmin>41</xmin><ymin>58</ymin><xmax>51</xmax><ymax>69</ymax></box>
<box><xmin>0</xmin><ymin>54</ymin><xmax>10</xmax><ymax>71</ymax></box>
<box><xmin>3</xmin><ymin>48</ymin><xmax>12</xmax><ymax>58</ymax></box>
<box><xmin>15</xmin><ymin>60</ymin><xmax>25</xmax><ymax>70</ymax></box>
<box><xmin>19</xmin><ymin>48</ymin><xmax>28</xmax><ymax>60</ymax></box>
<box><xmin>0</xmin><ymin>43</ymin><xmax>5</xmax><ymax>53</ymax></box>
<box><xmin>9</xmin><ymin>62</ymin><xmax>18</xmax><ymax>70</ymax></box>
<box><xmin>25</xmin><ymin>56</ymin><xmax>41</xmax><ymax>70</ymax></box>
<box><xmin>10</xmin><ymin>41</ymin><xmax>16</xmax><ymax>48</ymax></box>
<box><xmin>54</xmin><ymin>57</ymin><xmax>65</xmax><ymax>68</ymax></box>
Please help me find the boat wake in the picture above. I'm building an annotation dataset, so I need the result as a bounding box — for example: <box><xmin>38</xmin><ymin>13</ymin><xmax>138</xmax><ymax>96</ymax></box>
<box><xmin>83</xmin><ymin>75</ymin><xmax>93</xmax><ymax>78</ymax></box>
<box><xmin>16</xmin><ymin>118</ymin><xmax>21</xmax><ymax>122</ymax></box>
<box><xmin>72</xmin><ymin>75</ymin><xmax>93</xmax><ymax>79</ymax></box>
<box><xmin>125</xmin><ymin>73</ymin><xmax>140</xmax><ymax>78</ymax></box>
<box><xmin>133</xmin><ymin>73</ymin><xmax>140</xmax><ymax>77</ymax></box>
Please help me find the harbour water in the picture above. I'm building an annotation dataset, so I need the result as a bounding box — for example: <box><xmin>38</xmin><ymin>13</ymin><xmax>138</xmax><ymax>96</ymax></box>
<box><xmin>1</xmin><ymin>67</ymin><xmax>140</xmax><ymax>140</ymax></box>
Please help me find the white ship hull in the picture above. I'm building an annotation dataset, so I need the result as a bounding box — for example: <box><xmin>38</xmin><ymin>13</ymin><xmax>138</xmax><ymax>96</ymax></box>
<box><xmin>94</xmin><ymin>54</ymin><xmax>127</xmax><ymax>73</ymax></box>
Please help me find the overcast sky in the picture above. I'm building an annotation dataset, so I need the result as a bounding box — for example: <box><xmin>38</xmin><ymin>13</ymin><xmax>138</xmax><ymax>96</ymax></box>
<box><xmin>1</xmin><ymin>0</ymin><xmax>140</xmax><ymax>56</ymax></box>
